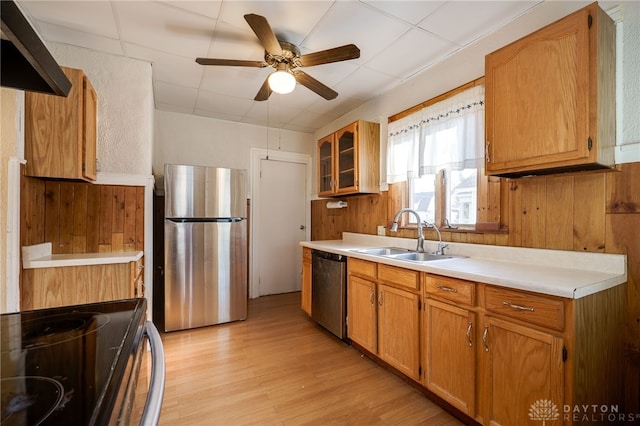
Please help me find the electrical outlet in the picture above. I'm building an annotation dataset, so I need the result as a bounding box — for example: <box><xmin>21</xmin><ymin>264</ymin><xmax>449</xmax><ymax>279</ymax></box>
<box><xmin>377</xmin><ymin>225</ymin><xmax>385</xmax><ymax>236</ymax></box>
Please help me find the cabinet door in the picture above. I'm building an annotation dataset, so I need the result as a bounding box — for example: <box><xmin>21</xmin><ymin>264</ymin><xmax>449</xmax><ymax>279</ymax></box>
<box><xmin>378</xmin><ymin>284</ymin><xmax>420</xmax><ymax>380</ymax></box>
<box><xmin>317</xmin><ymin>135</ymin><xmax>335</xmax><ymax>195</ymax></box>
<box><xmin>482</xmin><ymin>316</ymin><xmax>564</xmax><ymax>426</ymax></box>
<box><xmin>24</xmin><ymin>66</ymin><xmax>97</xmax><ymax>181</ymax></box>
<box><xmin>82</xmin><ymin>75</ymin><xmax>98</xmax><ymax>180</ymax></box>
<box><xmin>485</xmin><ymin>5</ymin><xmax>591</xmax><ymax>175</ymax></box>
<box><xmin>335</xmin><ymin>122</ymin><xmax>358</xmax><ymax>194</ymax></box>
<box><xmin>347</xmin><ymin>275</ymin><xmax>377</xmax><ymax>353</ymax></box>
<box><xmin>424</xmin><ymin>299</ymin><xmax>475</xmax><ymax>416</ymax></box>
<box><xmin>301</xmin><ymin>249</ymin><xmax>312</xmax><ymax>316</ymax></box>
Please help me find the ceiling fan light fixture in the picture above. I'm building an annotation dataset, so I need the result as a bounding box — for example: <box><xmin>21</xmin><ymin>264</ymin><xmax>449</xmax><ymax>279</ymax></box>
<box><xmin>268</xmin><ymin>69</ymin><xmax>296</xmax><ymax>94</ymax></box>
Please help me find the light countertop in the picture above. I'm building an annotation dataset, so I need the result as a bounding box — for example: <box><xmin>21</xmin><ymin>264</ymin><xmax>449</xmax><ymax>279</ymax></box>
<box><xmin>22</xmin><ymin>242</ymin><xmax>143</xmax><ymax>269</ymax></box>
<box><xmin>300</xmin><ymin>233</ymin><xmax>627</xmax><ymax>299</ymax></box>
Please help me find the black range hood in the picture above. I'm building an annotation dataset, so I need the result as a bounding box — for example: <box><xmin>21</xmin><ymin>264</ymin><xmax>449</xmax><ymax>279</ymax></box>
<box><xmin>1</xmin><ymin>0</ymin><xmax>71</xmax><ymax>96</ymax></box>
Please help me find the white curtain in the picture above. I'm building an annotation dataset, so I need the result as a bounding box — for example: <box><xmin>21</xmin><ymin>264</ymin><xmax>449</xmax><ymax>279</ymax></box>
<box><xmin>386</xmin><ymin>85</ymin><xmax>484</xmax><ymax>182</ymax></box>
<box><xmin>386</xmin><ymin>111</ymin><xmax>421</xmax><ymax>183</ymax></box>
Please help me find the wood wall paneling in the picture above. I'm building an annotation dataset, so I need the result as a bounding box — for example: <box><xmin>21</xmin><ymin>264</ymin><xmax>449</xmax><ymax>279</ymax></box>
<box><xmin>19</xmin><ymin>171</ymin><xmax>145</xmax><ymax>256</ymax></box>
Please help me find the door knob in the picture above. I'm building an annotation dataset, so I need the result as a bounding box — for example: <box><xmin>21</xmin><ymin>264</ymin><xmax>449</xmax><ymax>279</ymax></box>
<box><xmin>300</xmin><ymin>225</ymin><xmax>306</xmax><ymax>230</ymax></box>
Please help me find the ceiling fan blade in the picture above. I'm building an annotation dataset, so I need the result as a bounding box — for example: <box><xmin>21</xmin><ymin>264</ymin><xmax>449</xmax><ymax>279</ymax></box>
<box><xmin>254</xmin><ymin>76</ymin><xmax>272</xmax><ymax>101</ymax></box>
<box><xmin>293</xmin><ymin>71</ymin><xmax>338</xmax><ymax>100</ymax></box>
<box><xmin>196</xmin><ymin>58</ymin><xmax>266</xmax><ymax>67</ymax></box>
<box><xmin>244</xmin><ymin>14</ymin><xmax>283</xmax><ymax>55</ymax></box>
<box><xmin>299</xmin><ymin>44</ymin><xmax>360</xmax><ymax>67</ymax></box>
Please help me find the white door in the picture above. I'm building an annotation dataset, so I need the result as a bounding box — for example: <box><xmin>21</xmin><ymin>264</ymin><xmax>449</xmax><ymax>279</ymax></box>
<box><xmin>257</xmin><ymin>158</ymin><xmax>307</xmax><ymax>296</ymax></box>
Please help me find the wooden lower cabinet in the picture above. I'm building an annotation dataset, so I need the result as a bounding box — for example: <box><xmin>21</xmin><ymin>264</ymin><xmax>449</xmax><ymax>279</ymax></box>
<box><xmin>347</xmin><ymin>274</ymin><xmax>377</xmax><ymax>353</ymax></box>
<box><xmin>342</xmin><ymin>258</ymin><xmax>624</xmax><ymax>426</ymax></box>
<box><xmin>301</xmin><ymin>247</ymin><xmax>312</xmax><ymax>315</ymax></box>
<box><xmin>347</xmin><ymin>258</ymin><xmax>421</xmax><ymax>380</ymax></box>
<box><xmin>22</xmin><ymin>259</ymin><xmax>144</xmax><ymax>310</ymax></box>
<box><xmin>423</xmin><ymin>299</ymin><xmax>476</xmax><ymax>416</ymax></box>
<box><xmin>378</xmin><ymin>284</ymin><xmax>420</xmax><ymax>380</ymax></box>
<box><xmin>480</xmin><ymin>315</ymin><xmax>564</xmax><ymax>426</ymax></box>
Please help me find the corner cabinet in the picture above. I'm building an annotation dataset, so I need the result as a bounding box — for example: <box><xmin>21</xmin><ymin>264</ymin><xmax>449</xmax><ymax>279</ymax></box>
<box><xmin>317</xmin><ymin>120</ymin><xmax>380</xmax><ymax>196</ymax></box>
<box><xmin>485</xmin><ymin>3</ymin><xmax>615</xmax><ymax>177</ymax></box>
<box><xmin>25</xmin><ymin>66</ymin><xmax>97</xmax><ymax>181</ymax></box>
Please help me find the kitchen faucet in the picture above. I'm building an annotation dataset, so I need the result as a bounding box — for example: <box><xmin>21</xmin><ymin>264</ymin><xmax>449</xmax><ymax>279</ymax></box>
<box><xmin>423</xmin><ymin>221</ymin><xmax>449</xmax><ymax>255</ymax></box>
<box><xmin>390</xmin><ymin>208</ymin><xmax>425</xmax><ymax>252</ymax></box>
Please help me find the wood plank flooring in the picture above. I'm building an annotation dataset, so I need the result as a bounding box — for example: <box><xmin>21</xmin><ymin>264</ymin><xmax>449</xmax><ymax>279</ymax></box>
<box><xmin>141</xmin><ymin>292</ymin><xmax>462</xmax><ymax>425</ymax></box>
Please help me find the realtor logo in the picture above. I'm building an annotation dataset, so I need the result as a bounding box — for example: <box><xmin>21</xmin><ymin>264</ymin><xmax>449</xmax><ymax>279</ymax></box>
<box><xmin>529</xmin><ymin>399</ymin><xmax>560</xmax><ymax>425</ymax></box>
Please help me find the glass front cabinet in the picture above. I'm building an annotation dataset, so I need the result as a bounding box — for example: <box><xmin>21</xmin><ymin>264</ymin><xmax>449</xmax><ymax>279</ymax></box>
<box><xmin>317</xmin><ymin>120</ymin><xmax>380</xmax><ymax>197</ymax></box>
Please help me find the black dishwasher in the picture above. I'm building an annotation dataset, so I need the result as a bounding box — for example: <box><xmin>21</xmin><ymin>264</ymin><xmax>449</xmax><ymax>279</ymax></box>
<box><xmin>311</xmin><ymin>249</ymin><xmax>347</xmax><ymax>340</ymax></box>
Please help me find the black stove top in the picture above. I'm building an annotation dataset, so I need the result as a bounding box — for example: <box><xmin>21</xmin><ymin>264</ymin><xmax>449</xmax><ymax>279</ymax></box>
<box><xmin>1</xmin><ymin>299</ymin><xmax>147</xmax><ymax>425</ymax></box>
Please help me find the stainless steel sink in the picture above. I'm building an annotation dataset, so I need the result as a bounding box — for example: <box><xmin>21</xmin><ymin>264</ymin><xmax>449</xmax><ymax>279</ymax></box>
<box><xmin>350</xmin><ymin>247</ymin><xmax>413</xmax><ymax>256</ymax></box>
<box><xmin>387</xmin><ymin>252</ymin><xmax>458</xmax><ymax>262</ymax></box>
<box><xmin>350</xmin><ymin>247</ymin><xmax>464</xmax><ymax>263</ymax></box>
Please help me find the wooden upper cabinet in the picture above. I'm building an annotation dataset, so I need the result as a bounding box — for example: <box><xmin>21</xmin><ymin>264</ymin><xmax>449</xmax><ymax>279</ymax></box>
<box><xmin>485</xmin><ymin>3</ymin><xmax>615</xmax><ymax>177</ymax></box>
<box><xmin>25</xmin><ymin>66</ymin><xmax>98</xmax><ymax>181</ymax></box>
<box><xmin>317</xmin><ymin>120</ymin><xmax>380</xmax><ymax>196</ymax></box>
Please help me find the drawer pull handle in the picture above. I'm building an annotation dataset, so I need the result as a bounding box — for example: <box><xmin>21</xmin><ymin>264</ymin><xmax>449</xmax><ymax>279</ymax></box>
<box><xmin>482</xmin><ymin>326</ymin><xmax>489</xmax><ymax>352</ymax></box>
<box><xmin>378</xmin><ymin>291</ymin><xmax>383</xmax><ymax>307</ymax></box>
<box><xmin>502</xmin><ymin>301</ymin><xmax>535</xmax><ymax>312</ymax></box>
<box><xmin>466</xmin><ymin>322</ymin><xmax>473</xmax><ymax>347</ymax></box>
<box><xmin>436</xmin><ymin>285</ymin><xmax>458</xmax><ymax>293</ymax></box>
<box><xmin>370</xmin><ymin>289</ymin><xmax>375</xmax><ymax>306</ymax></box>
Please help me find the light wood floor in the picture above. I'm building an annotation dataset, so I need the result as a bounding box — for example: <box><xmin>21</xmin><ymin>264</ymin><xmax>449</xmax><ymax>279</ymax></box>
<box><xmin>146</xmin><ymin>292</ymin><xmax>462</xmax><ymax>425</ymax></box>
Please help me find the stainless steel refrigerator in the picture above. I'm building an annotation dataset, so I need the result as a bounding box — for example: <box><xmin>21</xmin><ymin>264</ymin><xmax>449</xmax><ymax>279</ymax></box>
<box><xmin>164</xmin><ymin>164</ymin><xmax>247</xmax><ymax>332</ymax></box>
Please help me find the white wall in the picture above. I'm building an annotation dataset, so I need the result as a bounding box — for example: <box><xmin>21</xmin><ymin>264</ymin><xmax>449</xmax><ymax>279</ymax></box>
<box><xmin>153</xmin><ymin>109</ymin><xmax>314</xmax><ymax>185</ymax></box>
<box><xmin>47</xmin><ymin>43</ymin><xmax>154</xmax><ymax>175</ymax></box>
<box><xmin>622</xmin><ymin>2</ymin><xmax>640</xmax><ymax>146</ymax></box>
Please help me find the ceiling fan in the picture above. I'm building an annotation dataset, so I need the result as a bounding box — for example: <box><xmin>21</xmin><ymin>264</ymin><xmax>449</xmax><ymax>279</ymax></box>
<box><xmin>196</xmin><ymin>14</ymin><xmax>360</xmax><ymax>101</ymax></box>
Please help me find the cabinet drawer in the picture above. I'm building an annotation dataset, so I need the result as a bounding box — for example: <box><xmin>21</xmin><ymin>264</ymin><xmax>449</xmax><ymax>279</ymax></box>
<box><xmin>425</xmin><ymin>274</ymin><xmax>475</xmax><ymax>306</ymax></box>
<box><xmin>303</xmin><ymin>247</ymin><xmax>312</xmax><ymax>261</ymax></box>
<box><xmin>484</xmin><ymin>286</ymin><xmax>565</xmax><ymax>331</ymax></box>
<box><xmin>378</xmin><ymin>264</ymin><xmax>419</xmax><ymax>291</ymax></box>
<box><xmin>348</xmin><ymin>258</ymin><xmax>377</xmax><ymax>279</ymax></box>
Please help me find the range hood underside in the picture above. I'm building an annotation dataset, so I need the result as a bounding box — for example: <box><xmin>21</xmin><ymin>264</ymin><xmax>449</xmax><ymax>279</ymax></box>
<box><xmin>1</xmin><ymin>0</ymin><xmax>70</xmax><ymax>96</ymax></box>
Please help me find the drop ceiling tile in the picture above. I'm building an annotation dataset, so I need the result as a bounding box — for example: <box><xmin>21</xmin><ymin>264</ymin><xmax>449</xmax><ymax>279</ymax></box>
<box><xmin>418</xmin><ymin>1</ymin><xmax>539</xmax><ymax>46</ymax></box>
<box><xmin>366</xmin><ymin>28</ymin><xmax>458</xmax><ymax>80</ymax></box>
<box><xmin>125</xmin><ymin>43</ymin><xmax>203</xmax><ymax>88</ymax></box>
<box><xmin>217</xmin><ymin>1</ymin><xmax>333</xmax><ymax>46</ymax></box>
<box><xmin>114</xmin><ymin>2</ymin><xmax>216</xmax><ymax>58</ymax></box>
<box><xmin>161</xmin><ymin>1</ymin><xmax>223</xmax><ymax>20</ymax></box>
<box><xmin>361</xmin><ymin>1</ymin><xmax>446</xmax><ymax>25</ymax></box>
<box><xmin>195</xmin><ymin>90</ymin><xmax>254</xmax><ymax>117</ymax></box>
<box><xmin>301</xmin><ymin>1</ymin><xmax>411</xmax><ymax>65</ymax></box>
<box><xmin>200</xmin><ymin>66</ymin><xmax>271</xmax><ymax>99</ymax></box>
<box><xmin>203</xmin><ymin>20</ymin><xmax>264</xmax><ymax>62</ymax></box>
<box><xmin>36</xmin><ymin>21</ymin><xmax>124</xmax><ymax>56</ymax></box>
<box><xmin>156</xmin><ymin>102</ymin><xmax>196</xmax><ymax>116</ymax></box>
<box><xmin>20</xmin><ymin>1</ymin><xmax>118</xmax><ymax>38</ymax></box>
<box><xmin>154</xmin><ymin>81</ymin><xmax>198</xmax><ymax>110</ymax></box>
<box><xmin>333</xmin><ymin>66</ymin><xmax>398</xmax><ymax>100</ymax></box>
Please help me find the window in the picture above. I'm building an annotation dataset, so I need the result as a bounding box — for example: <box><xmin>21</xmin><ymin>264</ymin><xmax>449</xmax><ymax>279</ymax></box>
<box><xmin>388</xmin><ymin>83</ymin><xmax>484</xmax><ymax>228</ymax></box>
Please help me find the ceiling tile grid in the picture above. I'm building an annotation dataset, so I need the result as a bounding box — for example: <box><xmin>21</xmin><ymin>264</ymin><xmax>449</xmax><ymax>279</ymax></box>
<box><xmin>18</xmin><ymin>0</ymin><xmax>543</xmax><ymax>134</ymax></box>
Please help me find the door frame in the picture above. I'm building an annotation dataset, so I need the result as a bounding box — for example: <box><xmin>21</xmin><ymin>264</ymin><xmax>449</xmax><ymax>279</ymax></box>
<box><xmin>249</xmin><ymin>148</ymin><xmax>311</xmax><ymax>299</ymax></box>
